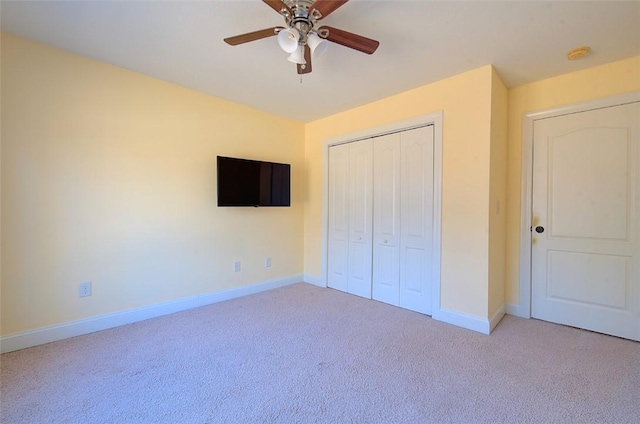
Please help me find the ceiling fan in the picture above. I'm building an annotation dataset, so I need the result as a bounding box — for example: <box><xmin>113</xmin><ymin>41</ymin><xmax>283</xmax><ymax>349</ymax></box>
<box><xmin>223</xmin><ymin>0</ymin><xmax>380</xmax><ymax>74</ymax></box>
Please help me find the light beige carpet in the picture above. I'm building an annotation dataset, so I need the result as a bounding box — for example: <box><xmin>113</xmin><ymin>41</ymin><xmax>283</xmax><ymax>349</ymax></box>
<box><xmin>1</xmin><ymin>283</ymin><xmax>639</xmax><ymax>423</ymax></box>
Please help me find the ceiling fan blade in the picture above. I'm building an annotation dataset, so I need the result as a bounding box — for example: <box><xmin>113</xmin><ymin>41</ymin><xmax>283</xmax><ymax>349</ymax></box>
<box><xmin>224</xmin><ymin>27</ymin><xmax>283</xmax><ymax>46</ymax></box>
<box><xmin>262</xmin><ymin>0</ymin><xmax>291</xmax><ymax>15</ymax></box>
<box><xmin>310</xmin><ymin>0</ymin><xmax>350</xmax><ymax>19</ymax></box>
<box><xmin>320</xmin><ymin>26</ymin><xmax>379</xmax><ymax>54</ymax></box>
<box><xmin>297</xmin><ymin>45</ymin><xmax>312</xmax><ymax>75</ymax></box>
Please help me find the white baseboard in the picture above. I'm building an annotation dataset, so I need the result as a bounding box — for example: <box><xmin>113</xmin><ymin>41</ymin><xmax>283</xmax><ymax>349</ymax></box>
<box><xmin>505</xmin><ymin>302</ymin><xmax>530</xmax><ymax>318</ymax></box>
<box><xmin>489</xmin><ymin>304</ymin><xmax>506</xmax><ymax>333</ymax></box>
<box><xmin>303</xmin><ymin>274</ymin><xmax>325</xmax><ymax>287</ymax></box>
<box><xmin>433</xmin><ymin>308</ymin><xmax>492</xmax><ymax>335</ymax></box>
<box><xmin>0</xmin><ymin>274</ymin><xmax>303</xmax><ymax>354</ymax></box>
<box><xmin>432</xmin><ymin>304</ymin><xmax>505</xmax><ymax>335</ymax></box>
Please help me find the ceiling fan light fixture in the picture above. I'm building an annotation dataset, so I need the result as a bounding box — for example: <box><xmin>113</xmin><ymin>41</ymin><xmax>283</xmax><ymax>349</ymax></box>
<box><xmin>307</xmin><ymin>32</ymin><xmax>328</xmax><ymax>58</ymax></box>
<box><xmin>277</xmin><ymin>27</ymin><xmax>300</xmax><ymax>53</ymax></box>
<box><xmin>287</xmin><ymin>45</ymin><xmax>307</xmax><ymax>65</ymax></box>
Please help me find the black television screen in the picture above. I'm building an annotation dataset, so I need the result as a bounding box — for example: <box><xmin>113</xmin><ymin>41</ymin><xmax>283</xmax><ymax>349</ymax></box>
<box><xmin>217</xmin><ymin>156</ymin><xmax>291</xmax><ymax>207</ymax></box>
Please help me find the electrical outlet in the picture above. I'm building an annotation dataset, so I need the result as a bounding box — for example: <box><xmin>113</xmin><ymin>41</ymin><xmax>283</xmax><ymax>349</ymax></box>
<box><xmin>265</xmin><ymin>257</ymin><xmax>272</xmax><ymax>267</ymax></box>
<box><xmin>78</xmin><ymin>281</ymin><xmax>92</xmax><ymax>298</ymax></box>
<box><xmin>234</xmin><ymin>261</ymin><xmax>241</xmax><ymax>272</ymax></box>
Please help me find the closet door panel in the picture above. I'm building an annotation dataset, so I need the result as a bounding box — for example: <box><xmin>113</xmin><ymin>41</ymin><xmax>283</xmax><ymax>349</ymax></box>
<box><xmin>373</xmin><ymin>133</ymin><xmax>401</xmax><ymax>305</ymax></box>
<box><xmin>348</xmin><ymin>140</ymin><xmax>373</xmax><ymax>298</ymax></box>
<box><xmin>400</xmin><ymin>126</ymin><xmax>434</xmax><ymax>314</ymax></box>
<box><xmin>327</xmin><ymin>143</ymin><xmax>350</xmax><ymax>292</ymax></box>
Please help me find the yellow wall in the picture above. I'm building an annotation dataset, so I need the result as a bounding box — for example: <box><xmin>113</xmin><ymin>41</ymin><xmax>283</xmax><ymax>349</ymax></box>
<box><xmin>505</xmin><ymin>56</ymin><xmax>640</xmax><ymax>305</ymax></box>
<box><xmin>488</xmin><ymin>68</ymin><xmax>508</xmax><ymax>317</ymax></box>
<box><xmin>304</xmin><ymin>66</ymin><xmax>496</xmax><ymax>318</ymax></box>
<box><xmin>1</xmin><ymin>33</ymin><xmax>305</xmax><ymax>335</ymax></box>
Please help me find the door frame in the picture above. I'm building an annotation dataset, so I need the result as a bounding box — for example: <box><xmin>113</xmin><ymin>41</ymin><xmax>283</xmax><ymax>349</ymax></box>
<box><xmin>321</xmin><ymin>112</ymin><xmax>443</xmax><ymax>316</ymax></box>
<box><xmin>516</xmin><ymin>91</ymin><xmax>640</xmax><ymax>318</ymax></box>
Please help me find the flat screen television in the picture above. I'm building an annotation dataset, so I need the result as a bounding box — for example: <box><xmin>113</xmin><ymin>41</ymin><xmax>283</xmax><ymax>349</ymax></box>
<box><xmin>217</xmin><ymin>156</ymin><xmax>291</xmax><ymax>207</ymax></box>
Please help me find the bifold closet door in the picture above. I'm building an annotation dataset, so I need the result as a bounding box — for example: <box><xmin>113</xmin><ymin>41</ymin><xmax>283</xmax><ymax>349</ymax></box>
<box><xmin>372</xmin><ymin>126</ymin><xmax>434</xmax><ymax>314</ymax></box>
<box><xmin>372</xmin><ymin>133</ymin><xmax>402</xmax><ymax>306</ymax></box>
<box><xmin>328</xmin><ymin>126</ymin><xmax>433</xmax><ymax>312</ymax></box>
<box><xmin>347</xmin><ymin>140</ymin><xmax>374</xmax><ymax>298</ymax></box>
<box><xmin>399</xmin><ymin>126</ymin><xmax>434</xmax><ymax>314</ymax></box>
<box><xmin>327</xmin><ymin>143</ymin><xmax>350</xmax><ymax>292</ymax></box>
<box><xmin>327</xmin><ymin>140</ymin><xmax>373</xmax><ymax>298</ymax></box>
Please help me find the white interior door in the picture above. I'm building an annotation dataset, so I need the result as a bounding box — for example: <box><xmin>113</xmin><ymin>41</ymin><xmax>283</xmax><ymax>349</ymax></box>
<box><xmin>531</xmin><ymin>102</ymin><xmax>640</xmax><ymax>341</ymax></box>
<box><xmin>400</xmin><ymin>126</ymin><xmax>434</xmax><ymax>314</ymax></box>
<box><xmin>347</xmin><ymin>140</ymin><xmax>373</xmax><ymax>298</ymax></box>
<box><xmin>373</xmin><ymin>133</ymin><xmax>401</xmax><ymax>306</ymax></box>
<box><xmin>327</xmin><ymin>143</ymin><xmax>350</xmax><ymax>292</ymax></box>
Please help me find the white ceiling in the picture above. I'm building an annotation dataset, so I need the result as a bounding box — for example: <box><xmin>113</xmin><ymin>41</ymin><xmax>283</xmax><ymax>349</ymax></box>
<box><xmin>2</xmin><ymin>1</ymin><xmax>639</xmax><ymax>122</ymax></box>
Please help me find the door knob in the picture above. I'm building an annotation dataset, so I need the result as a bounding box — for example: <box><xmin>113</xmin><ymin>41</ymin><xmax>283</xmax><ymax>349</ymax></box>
<box><xmin>535</xmin><ymin>226</ymin><xmax>545</xmax><ymax>233</ymax></box>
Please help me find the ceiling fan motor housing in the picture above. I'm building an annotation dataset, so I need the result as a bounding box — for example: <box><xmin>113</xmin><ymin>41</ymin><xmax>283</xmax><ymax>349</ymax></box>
<box><xmin>284</xmin><ymin>1</ymin><xmax>321</xmax><ymax>44</ymax></box>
